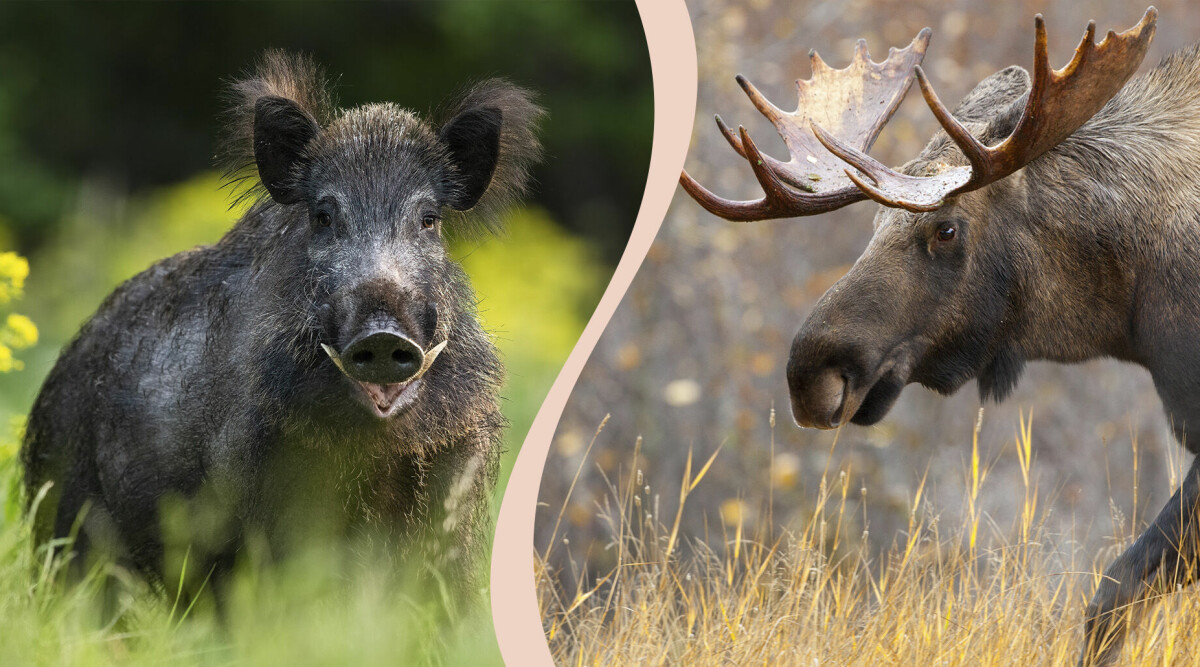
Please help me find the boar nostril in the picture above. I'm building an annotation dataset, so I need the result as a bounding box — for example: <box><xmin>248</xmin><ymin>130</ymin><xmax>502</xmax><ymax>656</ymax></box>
<box><xmin>340</xmin><ymin>330</ymin><xmax>426</xmax><ymax>385</ymax></box>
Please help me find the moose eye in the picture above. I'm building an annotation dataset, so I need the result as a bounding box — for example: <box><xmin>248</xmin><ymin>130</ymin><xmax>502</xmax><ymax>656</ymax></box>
<box><xmin>421</xmin><ymin>213</ymin><xmax>439</xmax><ymax>230</ymax></box>
<box><xmin>936</xmin><ymin>224</ymin><xmax>957</xmax><ymax>242</ymax></box>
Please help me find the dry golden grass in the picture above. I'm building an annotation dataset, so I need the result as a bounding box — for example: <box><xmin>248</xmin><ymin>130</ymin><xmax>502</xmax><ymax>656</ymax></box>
<box><xmin>537</xmin><ymin>410</ymin><xmax>1200</xmax><ymax>666</ymax></box>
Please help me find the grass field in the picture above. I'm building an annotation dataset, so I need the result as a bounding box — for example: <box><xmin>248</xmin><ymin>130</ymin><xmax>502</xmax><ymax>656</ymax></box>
<box><xmin>0</xmin><ymin>406</ymin><xmax>508</xmax><ymax>667</ymax></box>
<box><xmin>538</xmin><ymin>411</ymin><xmax>1199</xmax><ymax>665</ymax></box>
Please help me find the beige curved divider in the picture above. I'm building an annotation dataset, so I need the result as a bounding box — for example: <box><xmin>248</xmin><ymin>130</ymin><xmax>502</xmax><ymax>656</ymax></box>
<box><xmin>490</xmin><ymin>1</ymin><xmax>698</xmax><ymax>663</ymax></box>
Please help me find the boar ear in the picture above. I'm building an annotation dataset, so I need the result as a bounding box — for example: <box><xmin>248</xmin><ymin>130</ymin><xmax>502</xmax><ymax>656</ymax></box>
<box><xmin>440</xmin><ymin>106</ymin><xmax>503</xmax><ymax>211</ymax></box>
<box><xmin>254</xmin><ymin>96</ymin><xmax>320</xmax><ymax>205</ymax></box>
<box><xmin>436</xmin><ymin>80</ymin><xmax>542</xmax><ymax>234</ymax></box>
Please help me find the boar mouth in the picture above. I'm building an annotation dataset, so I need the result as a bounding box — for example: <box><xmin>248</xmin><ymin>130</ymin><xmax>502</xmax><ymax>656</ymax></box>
<box><xmin>321</xmin><ymin>340</ymin><xmax>448</xmax><ymax>419</ymax></box>
<box><xmin>356</xmin><ymin>379</ymin><xmax>423</xmax><ymax>419</ymax></box>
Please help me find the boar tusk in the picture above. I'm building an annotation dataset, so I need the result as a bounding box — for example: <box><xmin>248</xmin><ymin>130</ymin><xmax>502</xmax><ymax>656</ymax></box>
<box><xmin>322</xmin><ymin>339</ymin><xmax>447</xmax><ymax>381</ymax></box>
<box><xmin>321</xmin><ymin>343</ymin><xmax>347</xmax><ymax>374</ymax></box>
<box><xmin>416</xmin><ymin>340</ymin><xmax>449</xmax><ymax>378</ymax></box>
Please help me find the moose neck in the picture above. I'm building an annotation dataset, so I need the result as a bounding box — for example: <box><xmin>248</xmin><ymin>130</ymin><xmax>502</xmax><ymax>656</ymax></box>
<box><xmin>1014</xmin><ymin>75</ymin><xmax>1200</xmax><ymax>445</ymax></box>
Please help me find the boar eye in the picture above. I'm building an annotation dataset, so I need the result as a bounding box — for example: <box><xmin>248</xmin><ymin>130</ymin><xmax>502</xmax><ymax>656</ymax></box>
<box><xmin>421</xmin><ymin>213</ymin><xmax>439</xmax><ymax>230</ymax></box>
<box><xmin>936</xmin><ymin>223</ymin><xmax>957</xmax><ymax>242</ymax></box>
<box><xmin>314</xmin><ymin>211</ymin><xmax>332</xmax><ymax>228</ymax></box>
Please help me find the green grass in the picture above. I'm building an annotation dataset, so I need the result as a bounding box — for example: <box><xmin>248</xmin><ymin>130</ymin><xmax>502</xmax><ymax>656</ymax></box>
<box><xmin>0</xmin><ymin>459</ymin><xmax>499</xmax><ymax>665</ymax></box>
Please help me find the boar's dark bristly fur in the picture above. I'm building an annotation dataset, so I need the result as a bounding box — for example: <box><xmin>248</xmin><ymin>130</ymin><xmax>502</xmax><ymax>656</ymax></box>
<box><xmin>22</xmin><ymin>50</ymin><xmax>543</xmax><ymax>606</ymax></box>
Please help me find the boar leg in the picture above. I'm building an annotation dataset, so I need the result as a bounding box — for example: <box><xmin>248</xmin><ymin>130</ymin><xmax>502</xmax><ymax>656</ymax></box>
<box><xmin>1079</xmin><ymin>455</ymin><xmax>1200</xmax><ymax>666</ymax></box>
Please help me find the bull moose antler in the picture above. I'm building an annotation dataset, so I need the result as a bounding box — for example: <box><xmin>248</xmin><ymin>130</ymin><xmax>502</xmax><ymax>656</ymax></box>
<box><xmin>679</xmin><ymin>29</ymin><xmax>931</xmax><ymax>221</ymax></box>
<box><xmin>815</xmin><ymin>7</ymin><xmax>1158</xmax><ymax>212</ymax></box>
<box><xmin>684</xmin><ymin>8</ymin><xmax>1158</xmax><ymax>220</ymax></box>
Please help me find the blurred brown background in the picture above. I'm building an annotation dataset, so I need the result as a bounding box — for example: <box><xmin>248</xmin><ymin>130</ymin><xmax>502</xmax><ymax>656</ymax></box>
<box><xmin>537</xmin><ymin>0</ymin><xmax>1200</xmax><ymax>586</ymax></box>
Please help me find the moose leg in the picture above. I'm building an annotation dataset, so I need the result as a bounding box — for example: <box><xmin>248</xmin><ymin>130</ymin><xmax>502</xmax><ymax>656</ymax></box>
<box><xmin>1079</xmin><ymin>454</ymin><xmax>1200</xmax><ymax>666</ymax></box>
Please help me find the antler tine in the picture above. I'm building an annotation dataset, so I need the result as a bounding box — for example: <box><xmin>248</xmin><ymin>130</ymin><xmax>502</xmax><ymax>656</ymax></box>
<box><xmin>810</xmin><ymin>122</ymin><xmax>894</xmax><ymax>188</ymax></box>
<box><xmin>679</xmin><ymin>126</ymin><xmax>868</xmax><ymax>222</ymax></box>
<box><xmin>853</xmin><ymin>39</ymin><xmax>869</xmax><ymax>61</ymax></box>
<box><xmin>715</xmin><ymin>112</ymin><xmax>820</xmax><ymax>193</ymax></box>
<box><xmin>678</xmin><ymin>166</ymin><xmax>832</xmax><ymax>222</ymax></box>
<box><xmin>913</xmin><ymin>67</ymin><xmax>991</xmax><ymax>177</ymax></box>
<box><xmin>738</xmin><ymin>126</ymin><xmax>817</xmax><ymax>206</ymax></box>
<box><xmin>679</xmin><ymin>28</ymin><xmax>932</xmax><ymax>221</ymax></box>
<box><xmin>679</xmin><ymin>169</ymin><xmax>767</xmax><ymax>222</ymax></box>
<box><xmin>732</xmin><ymin>75</ymin><xmax>828</xmax><ymax>192</ymax></box>
<box><xmin>714</xmin><ymin>115</ymin><xmax>746</xmax><ymax>157</ymax></box>
<box><xmin>894</xmin><ymin>7</ymin><xmax>1157</xmax><ymax>210</ymax></box>
<box><xmin>812</xmin><ymin>121</ymin><xmax>971</xmax><ymax>212</ymax></box>
<box><xmin>677</xmin><ymin>124</ymin><xmax>801</xmax><ymax>222</ymax></box>
<box><xmin>736</xmin><ymin>74</ymin><xmax>785</xmax><ymax>121</ymax></box>
<box><xmin>838</xmin><ymin>7</ymin><xmax>1158</xmax><ymax>213</ymax></box>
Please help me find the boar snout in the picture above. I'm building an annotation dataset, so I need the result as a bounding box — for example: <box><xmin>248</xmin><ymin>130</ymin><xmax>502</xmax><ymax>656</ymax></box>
<box><xmin>320</xmin><ymin>304</ymin><xmax>449</xmax><ymax>420</ymax></box>
<box><xmin>341</xmin><ymin>323</ymin><xmax>425</xmax><ymax>385</ymax></box>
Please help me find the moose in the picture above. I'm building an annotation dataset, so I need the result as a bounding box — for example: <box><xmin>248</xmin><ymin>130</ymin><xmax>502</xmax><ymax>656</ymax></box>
<box><xmin>681</xmin><ymin>6</ymin><xmax>1195</xmax><ymax>664</ymax></box>
<box><xmin>22</xmin><ymin>51</ymin><xmax>542</xmax><ymax>608</ymax></box>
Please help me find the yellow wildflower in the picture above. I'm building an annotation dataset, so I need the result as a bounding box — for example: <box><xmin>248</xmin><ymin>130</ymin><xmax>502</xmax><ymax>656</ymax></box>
<box><xmin>0</xmin><ymin>344</ymin><xmax>17</xmax><ymax>372</ymax></box>
<box><xmin>0</xmin><ymin>252</ymin><xmax>28</xmax><ymax>305</ymax></box>
<box><xmin>5</xmin><ymin>313</ymin><xmax>37</xmax><ymax>349</ymax></box>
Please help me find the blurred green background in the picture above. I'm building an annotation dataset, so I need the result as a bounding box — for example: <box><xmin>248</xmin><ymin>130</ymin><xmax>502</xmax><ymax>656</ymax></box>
<box><xmin>0</xmin><ymin>1</ymin><xmax>651</xmax><ymax>664</ymax></box>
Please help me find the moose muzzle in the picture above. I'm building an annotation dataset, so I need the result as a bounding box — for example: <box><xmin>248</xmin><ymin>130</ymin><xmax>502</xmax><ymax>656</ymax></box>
<box><xmin>788</xmin><ymin>366</ymin><xmax>848</xmax><ymax>430</ymax></box>
<box><xmin>786</xmin><ymin>302</ymin><xmax>919</xmax><ymax>431</ymax></box>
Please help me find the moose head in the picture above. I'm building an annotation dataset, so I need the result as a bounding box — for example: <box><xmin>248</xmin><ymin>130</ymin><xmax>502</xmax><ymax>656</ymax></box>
<box><xmin>682</xmin><ymin>8</ymin><xmax>1157</xmax><ymax>431</ymax></box>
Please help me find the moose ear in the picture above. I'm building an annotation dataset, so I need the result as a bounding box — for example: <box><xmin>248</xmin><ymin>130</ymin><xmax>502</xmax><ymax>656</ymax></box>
<box><xmin>440</xmin><ymin>106</ymin><xmax>503</xmax><ymax>211</ymax></box>
<box><xmin>952</xmin><ymin>66</ymin><xmax>1031</xmax><ymax>124</ymax></box>
<box><xmin>254</xmin><ymin>96</ymin><xmax>320</xmax><ymax>205</ymax></box>
<box><xmin>949</xmin><ymin>66</ymin><xmax>1032</xmax><ymax>145</ymax></box>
